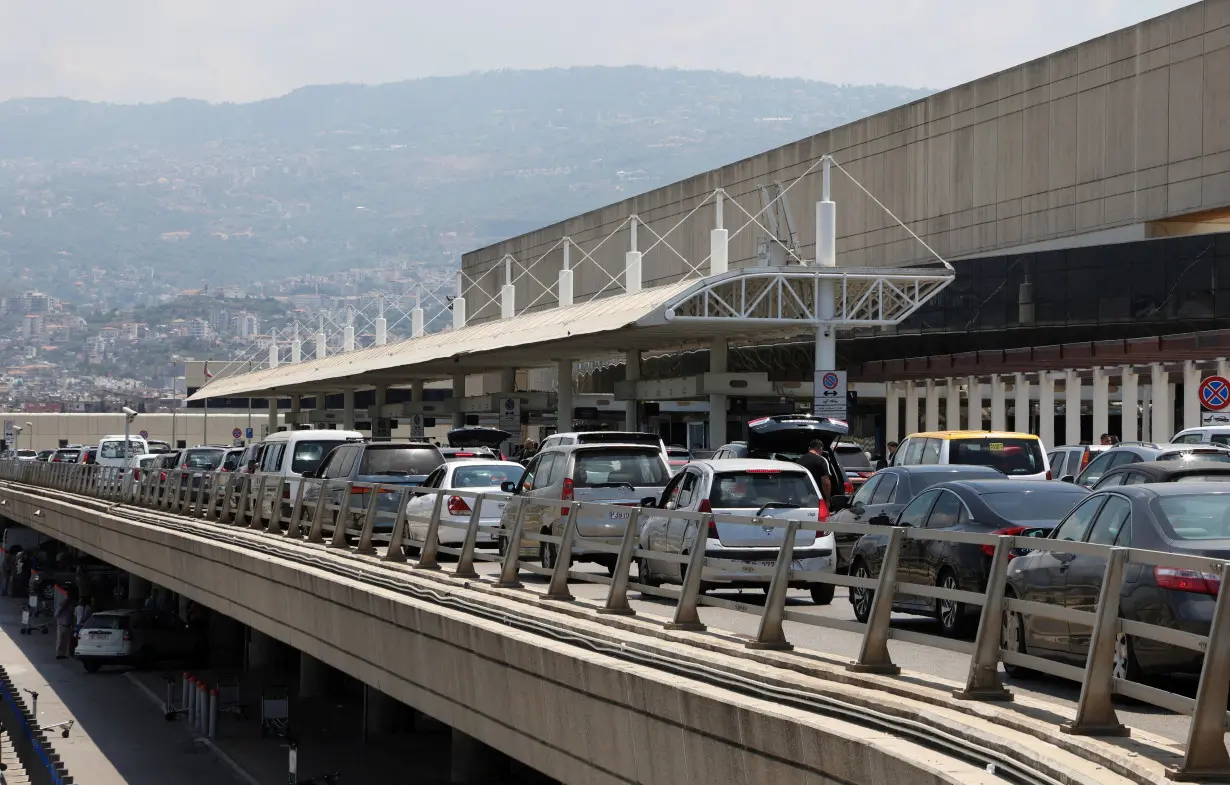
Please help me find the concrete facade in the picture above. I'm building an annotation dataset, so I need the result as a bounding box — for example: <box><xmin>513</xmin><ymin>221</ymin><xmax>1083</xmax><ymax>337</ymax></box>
<box><xmin>462</xmin><ymin>1</ymin><xmax>1230</xmax><ymax>324</ymax></box>
<box><xmin>0</xmin><ymin>486</ymin><xmax>1009</xmax><ymax>785</ymax></box>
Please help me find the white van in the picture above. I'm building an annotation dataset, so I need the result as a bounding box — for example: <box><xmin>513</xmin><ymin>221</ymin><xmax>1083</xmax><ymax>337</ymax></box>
<box><xmin>97</xmin><ymin>434</ymin><xmax>150</xmax><ymax>468</ymax></box>
<box><xmin>1171</xmin><ymin>426</ymin><xmax>1230</xmax><ymax>447</ymax></box>
<box><xmin>256</xmin><ymin>429</ymin><xmax>364</xmax><ymax>504</ymax></box>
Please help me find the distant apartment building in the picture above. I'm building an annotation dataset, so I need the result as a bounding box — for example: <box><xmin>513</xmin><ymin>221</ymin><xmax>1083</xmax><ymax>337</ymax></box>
<box><xmin>16</xmin><ymin>291</ymin><xmax>52</xmax><ymax>314</ymax></box>
<box><xmin>187</xmin><ymin>318</ymin><xmax>211</xmax><ymax>340</ymax></box>
<box><xmin>21</xmin><ymin>314</ymin><xmax>43</xmax><ymax>341</ymax></box>
<box><xmin>231</xmin><ymin>312</ymin><xmax>258</xmax><ymax>340</ymax></box>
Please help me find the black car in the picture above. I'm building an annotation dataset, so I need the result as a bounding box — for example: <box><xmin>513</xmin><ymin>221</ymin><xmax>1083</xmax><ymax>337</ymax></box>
<box><xmin>849</xmin><ymin>479</ymin><xmax>1090</xmax><ymax>637</ymax></box>
<box><xmin>1091</xmin><ymin>459</ymin><xmax>1230</xmax><ymax>490</ymax></box>
<box><xmin>828</xmin><ymin>465</ymin><xmax>1006</xmax><ymax>572</ymax></box>
<box><xmin>1074</xmin><ymin>443</ymin><xmax>1230</xmax><ymax>487</ymax></box>
<box><xmin>1005</xmin><ymin>484</ymin><xmax>1230</xmax><ymax>679</ymax></box>
<box><xmin>303</xmin><ymin>441</ymin><xmax>446</xmax><ymax>533</ymax></box>
<box><xmin>712</xmin><ymin>415</ymin><xmax>851</xmax><ymax>502</ymax></box>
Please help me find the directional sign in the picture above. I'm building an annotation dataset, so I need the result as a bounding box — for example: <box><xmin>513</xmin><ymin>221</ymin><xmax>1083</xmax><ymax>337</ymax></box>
<box><xmin>245</xmin><ymin>428</ymin><xmax>254</xmax><ymax>439</ymax></box>
<box><xmin>1200</xmin><ymin>376</ymin><xmax>1230</xmax><ymax>411</ymax></box>
<box><xmin>139</xmin><ymin>430</ymin><xmax>149</xmax><ymax>439</ymax></box>
<box><xmin>410</xmin><ymin>414</ymin><xmax>425</xmax><ymax>440</ymax></box>
<box><xmin>812</xmin><ymin>370</ymin><xmax>847</xmax><ymax>419</ymax></box>
<box><xmin>498</xmin><ymin>396</ymin><xmax>521</xmax><ymax>431</ymax></box>
<box><xmin>232</xmin><ymin>427</ymin><xmax>243</xmax><ymax>439</ymax></box>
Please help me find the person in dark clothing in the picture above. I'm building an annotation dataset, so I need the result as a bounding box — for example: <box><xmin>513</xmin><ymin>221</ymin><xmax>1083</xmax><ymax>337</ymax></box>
<box><xmin>795</xmin><ymin>439</ymin><xmax>833</xmax><ymax>504</ymax></box>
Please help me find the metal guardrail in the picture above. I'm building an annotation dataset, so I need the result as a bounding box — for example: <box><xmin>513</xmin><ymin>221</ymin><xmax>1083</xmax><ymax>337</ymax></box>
<box><xmin>4</xmin><ymin>459</ymin><xmax>1230</xmax><ymax>778</ymax></box>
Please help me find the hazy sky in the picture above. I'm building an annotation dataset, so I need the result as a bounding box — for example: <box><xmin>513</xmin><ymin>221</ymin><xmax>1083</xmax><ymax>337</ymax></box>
<box><xmin>0</xmin><ymin>0</ymin><xmax>1195</xmax><ymax>104</ymax></box>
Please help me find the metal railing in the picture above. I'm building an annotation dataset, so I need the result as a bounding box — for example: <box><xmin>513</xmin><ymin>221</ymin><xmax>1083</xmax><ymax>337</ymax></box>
<box><xmin>3</xmin><ymin>459</ymin><xmax>1230</xmax><ymax>778</ymax></box>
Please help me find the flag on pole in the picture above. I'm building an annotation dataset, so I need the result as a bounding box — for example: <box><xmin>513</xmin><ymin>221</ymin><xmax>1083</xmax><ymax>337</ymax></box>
<box><xmin>204</xmin><ymin>360</ymin><xmax>213</xmax><ymax>379</ymax></box>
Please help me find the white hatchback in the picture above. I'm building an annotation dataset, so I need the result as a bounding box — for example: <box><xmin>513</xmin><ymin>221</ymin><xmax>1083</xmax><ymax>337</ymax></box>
<box><xmin>637</xmin><ymin>458</ymin><xmax>837</xmax><ymax>605</ymax></box>
<box><xmin>403</xmin><ymin>460</ymin><xmax>522</xmax><ymax>546</ymax></box>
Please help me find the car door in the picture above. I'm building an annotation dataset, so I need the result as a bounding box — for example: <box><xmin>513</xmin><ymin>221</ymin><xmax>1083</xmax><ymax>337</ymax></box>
<box><xmin>880</xmin><ymin>489</ymin><xmax>940</xmax><ymax>597</ymax></box>
<box><xmin>831</xmin><ymin>475</ymin><xmax>880</xmax><ymax>569</ymax></box>
<box><xmin>643</xmin><ymin>470</ymin><xmax>686</xmax><ymax>556</ymax></box>
<box><xmin>1015</xmin><ymin>495</ymin><xmax>1106</xmax><ymax>654</ymax></box>
<box><xmin>1064</xmin><ymin>494</ymin><xmax>1132</xmax><ymax>657</ymax></box>
<box><xmin>914</xmin><ymin>489</ymin><xmax>964</xmax><ymax>589</ymax></box>
<box><xmin>405</xmin><ymin>466</ymin><xmax>446</xmax><ymax>540</ymax></box>
<box><xmin>662</xmin><ymin>468</ymin><xmax>702</xmax><ymax>557</ymax></box>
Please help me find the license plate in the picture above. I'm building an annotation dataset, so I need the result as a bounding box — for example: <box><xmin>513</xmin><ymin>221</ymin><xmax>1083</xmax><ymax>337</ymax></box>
<box><xmin>89</xmin><ymin>632</ymin><xmax>107</xmax><ymax>638</ymax></box>
<box><xmin>608</xmin><ymin>510</ymin><xmax>631</xmax><ymax>520</ymax></box>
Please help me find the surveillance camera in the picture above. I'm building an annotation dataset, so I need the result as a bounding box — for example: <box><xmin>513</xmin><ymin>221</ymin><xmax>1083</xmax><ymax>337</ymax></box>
<box><xmin>122</xmin><ymin>406</ymin><xmax>138</xmax><ymax>417</ymax></box>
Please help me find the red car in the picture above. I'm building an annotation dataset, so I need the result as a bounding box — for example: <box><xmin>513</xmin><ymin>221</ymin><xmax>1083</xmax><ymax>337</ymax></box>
<box><xmin>833</xmin><ymin>442</ymin><xmax>876</xmax><ymax>490</ymax></box>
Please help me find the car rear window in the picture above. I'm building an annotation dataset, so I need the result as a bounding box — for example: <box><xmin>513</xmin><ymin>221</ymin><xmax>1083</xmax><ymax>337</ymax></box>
<box><xmin>710</xmin><ymin>470</ymin><xmax>819</xmax><ymax>509</ymax></box>
<box><xmin>667</xmin><ymin>448</ymin><xmax>691</xmax><ymax>459</ymax></box>
<box><xmin>183</xmin><ymin>449</ymin><xmax>224</xmax><ymax>470</ymax></box>
<box><xmin>576</xmin><ymin>433</ymin><xmax>662</xmax><ymax>447</ymax></box>
<box><xmin>979</xmin><ymin>490</ymin><xmax>1084</xmax><ymax>522</ymax></box>
<box><xmin>573</xmin><ymin>449</ymin><xmax>668</xmax><ymax>487</ymax></box>
<box><xmin>99</xmin><ymin>440</ymin><xmax>144</xmax><ymax>460</ymax></box>
<box><xmin>1174</xmin><ymin>474</ymin><xmax>1230</xmax><ymax>483</ymax></box>
<box><xmin>1157</xmin><ymin>494</ymin><xmax>1230</xmax><ymax>539</ymax></box>
<box><xmin>81</xmin><ymin>615</ymin><xmax>128</xmax><ymax>630</ymax></box>
<box><xmin>834</xmin><ymin>447</ymin><xmax>873</xmax><ymax>470</ymax></box>
<box><xmin>949</xmin><ymin>438</ymin><xmax>1044</xmax><ymax>476</ymax></box>
<box><xmin>452</xmin><ymin>465</ymin><xmax>522</xmax><ymax>488</ymax></box>
<box><xmin>291</xmin><ymin>441</ymin><xmax>345</xmax><ymax>475</ymax></box>
<box><xmin>222</xmin><ymin>451</ymin><xmax>243</xmax><ymax>471</ymax></box>
<box><xmin>359</xmin><ymin>446</ymin><xmax>442</xmax><ymax>477</ymax></box>
<box><xmin>1157</xmin><ymin>450</ymin><xmax>1230</xmax><ymax>463</ymax></box>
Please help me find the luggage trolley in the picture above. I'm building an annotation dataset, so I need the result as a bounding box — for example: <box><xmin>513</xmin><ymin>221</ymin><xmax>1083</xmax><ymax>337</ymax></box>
<box><xmin>20</xmin><ymin>593</ymin><xmax>49</xmax><ymax>635</ymax></box>
<box><xmin>259</xmin><ymin>684</ymin><xmax>289</xmax><ymax>738</ymax></box>
<box><xmin>216</xmin><ymin>673</ymin><xmax>247</xmax><ymax>719</ymax></box>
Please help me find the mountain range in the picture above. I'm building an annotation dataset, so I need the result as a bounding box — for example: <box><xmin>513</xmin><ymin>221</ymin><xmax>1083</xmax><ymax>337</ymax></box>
<box><xmin>0</xmin><ymin>67</ymin><xmax>931</xmax><ymax>298</ymax></box>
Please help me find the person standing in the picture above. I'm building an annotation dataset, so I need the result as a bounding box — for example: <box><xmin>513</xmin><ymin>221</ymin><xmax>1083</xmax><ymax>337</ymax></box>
<box><xmin>796</xmin><ymin>439</ymin><xmax>833</xmax><ymax>504</ymax></box>
<box><xmin>54</xmin><ymin>591</ymin><xmax>75</xmax><ymax>659</ymax></box>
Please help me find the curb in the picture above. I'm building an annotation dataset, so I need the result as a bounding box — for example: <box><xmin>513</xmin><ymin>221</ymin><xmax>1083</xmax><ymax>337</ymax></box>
<box><xmin>124</xmin><ymin>672</ymin><xmax>263</xmax><ymax>785</ymax></box>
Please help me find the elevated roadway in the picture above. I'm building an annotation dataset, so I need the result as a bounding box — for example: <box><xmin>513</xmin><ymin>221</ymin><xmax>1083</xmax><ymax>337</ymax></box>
<box><xmin>0</xmin><ymin>472</ymin><xmax>1203</xmax><ymax>784</ymax></box>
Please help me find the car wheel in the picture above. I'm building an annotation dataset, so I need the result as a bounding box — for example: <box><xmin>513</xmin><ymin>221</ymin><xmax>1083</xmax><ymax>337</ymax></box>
<box><xmin>1113</xmin><ymin>631</ymin><xmax>1142</xmax><ymax>683</ymax></box>
<box><xmin>636</xmin><ymin>557</ymin><xmax>660</xmax><ymax>588</ymax></box>
<box><xmin>82</xmin><ymin>660</ymin><xmax>101</xmax><ymax>674</ymax></box>
<box><xmin>935</xmin><ymin>570</ymin><xmax>972</xmax><ymax>638</ymax></box>
<box><xmin>1000</xmin><ymin>594</ymin><xmax>1034</xmax><ymax>678</ymax></box>
<box><xmin>809</xmin><ymin>583</ymin><xmax>835</xmax><ymax>606</ymax></box>
<box><xmin>540</xmin><ymin>537</ymin><xmax>556</xmax><ymax>570</ymax></box>
<box><xmin>849</xmin><ymin>561</ymin><xmax>874</xmax><ymax>624</ymax></box>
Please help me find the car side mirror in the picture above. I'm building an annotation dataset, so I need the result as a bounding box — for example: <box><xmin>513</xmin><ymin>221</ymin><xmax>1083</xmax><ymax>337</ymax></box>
<box><xmin>828</xmin><ymin>494</ymin><xmax>849</xmax><ymax>513</ymax></box>
<box><xmin>301</xmin><ymin>470</ymin><xmax>315</xmax><ymax>479</ymax></box>
<box><xmin>1060</xmin><ymin>475</ymin><xmax>1075</xmax><ymax>484</ymax></box>
<box><xmin>500</xmin><ymin>481</ymin><xmax>517</xmax><ymax>494</ymax></box>
<box><xmin>640</xmin><ymin>496</ymin><xmax>658</xmax><ymax>509</ymax></box>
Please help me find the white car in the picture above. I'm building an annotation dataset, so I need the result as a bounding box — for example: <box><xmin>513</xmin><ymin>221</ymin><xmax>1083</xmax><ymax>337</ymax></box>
<box><xmin>75</xmin><ymin>609</ymin><xmax>200</xmax><ymax>672</ymax></box>
<box><xmin>123</xmin><ymin>453</ymin><xmax>160</xmax><ymax>493</ymax></box>
<box><xmin>636</xmin><ymin>458</ymin><xmax>838</xmax><ymax>604</ymax></box>
<box><xmin>403</xmin><ymin>460</ymin><xmax>522</xmax><ymax>546</ymax></box>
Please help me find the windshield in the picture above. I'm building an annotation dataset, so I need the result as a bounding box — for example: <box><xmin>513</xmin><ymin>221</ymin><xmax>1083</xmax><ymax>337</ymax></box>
<box><xmin>980</xmin><ymin>490</ymin><xmax>1084</xmax><ymax>522</ymax></box>
<box><xmin>452</xmin><ymin>465</ymin><xmax>522</xmax><ymax>488</ymax></box>
<box><xmin>138</xmin><ymin>457</ymin><xmax>157</xmax><ymax>468</ymax></box>
<box><xmin>709</xmin><ymin>470</ymin><xmax>819</xmax><ymax>509</ymax></box>
<box><xmin>291</xmin><ymin>441</ymin><xmax>342</xmax><ymax>475</ymax></box>
<box><xmin>1157</xmin><ymin>493</ymin><xmax>1230</xmax><ymax>539</ymax></box>
<box><xmin>183</xmin><ymin>449</ymin><xmax>224</xmax><ymax>470</ymax></box>
<box><xmin>573</xmin><ymin>449</ymin><xmax>668</xmax><ymax>487</ymax></box>
<box><xmin>949</xmin><ymin>438</ymin><xmax>1044</xmax><ymax>476</ymax></box>
<box><xmin>359</xmin><ymin>446</ymin><xmax>442</xmax><ymax>477</ymax></box>
<box><xmin>100</xmin><ymin>440</ymin><xmax>145</xmax><ymax>460</ymax></box>
<box><xmin>834</xmin><ymin>447</ymin><xmax>873</xmax><ymax>470</ymax></box>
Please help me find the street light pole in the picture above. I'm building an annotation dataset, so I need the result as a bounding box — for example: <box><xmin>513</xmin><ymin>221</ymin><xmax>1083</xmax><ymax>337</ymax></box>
<box><xmin>24</xmin><ymin>422</ymin><xmax>32</xmax><ymax>451</ymax></box>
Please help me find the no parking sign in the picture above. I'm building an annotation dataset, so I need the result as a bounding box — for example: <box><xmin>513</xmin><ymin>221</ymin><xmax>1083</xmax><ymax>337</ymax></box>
<box><xmin>1200</xmin><ymin>376</ymin><xmax>1230</xmax><ymax>412</ymax></box>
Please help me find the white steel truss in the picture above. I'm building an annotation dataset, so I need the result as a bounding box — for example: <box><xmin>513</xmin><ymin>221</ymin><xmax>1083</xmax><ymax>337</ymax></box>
<box><xmin>660</xmin><ymin>267</ymin><xmax>953</xmax><ymax>329</ymax></box>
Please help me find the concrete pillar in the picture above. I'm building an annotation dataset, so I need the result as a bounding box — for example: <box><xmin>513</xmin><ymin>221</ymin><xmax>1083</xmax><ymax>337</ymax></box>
<box><xmin>557</xmin><ymin>360</ymin><xmax>574</xmax><ymax>433</ymax></box>
<box><xmin>1013</xmin><ymin>373</ymin><xmax>1029</xmax><ymax>434</ymax></box>
<box><xmin>267</xmin><ymin>397</ymin><xmax>278</xmax><ymax>434</ymax></box>
<box><xmin>364</xmin><ymin>684</ymin><xmax>403</xmax><ymax>736</ymax></box>
<box><xmin>451</xmin><ymin>374</ymin><xmax>466</xmax><ymax>429</ymax></box>
<box><xmin>945</xmin><ymin>378</ymin><xmax>960</xmax><ymax>431</ymax></box>
<box><xmin>1151</xmin><ymin>363</ymin><xmax>1169</xmax><ymax>442</ymax></box>
<box><xmin>1219</xmin><ymin>358</ymin><xmax>1230</xmax><ymax>384</ymax></box>
<box><xmin>290</xmin><ymin>395</ymin><xmax>301</xmax><ymax>429</ymax></box>
<box><xmin>1065</xmin><ymin>370</ymin><xmax>1082</xmax><ymax>446</ymax></box>
<box><xmin>127</xmin><ymin>574</ymin><xmax>150</xmax><ymax>605</ymax></box>
<box><xmin>1121</xmin><ymin>367</ymin><xmax>1138</xmax><ymax>443</ymax></box>
<box><xmin>1038</xmin><ymin>373</ymin><xmax>1055</xmax><ymax>450</ymax></box>
<box><xmin>342</xmin><ymin>388</ymin><xmax>356</xmax><ymax>430</ymax></box>
<box><xmin>499</xmin><ymin>367</ymin><xmax>516</xmax><ymax>393</ymax></box>
<box><xmin>625</xmin><ymin>351</ymin><xmax>641</xmax><ymax>432</ymax></box>
<box><xmin>1091</xmin><ymin>368</ymin><xmax>1109</xmax><ymax>443</ymax></box>
<box><xmin>1183</xmin><ymin>360</ymin><xmax>1201</xmax><ymax>431</ymax></box>
<box><xmin>903</xmin><ymin>381</ymin><xmax>919</xmax><ymax>436</ymax></box>
<box><xmin>373</xmin><ymin>385</ymin><xmax>388</xmax><ymax>441</ymax></box>
<box><xmin>248</xmin><ymin>629</ymin><xmax>278</xmax><ymax>670</ymax></box>
<box><xmin>411</xmin><ymin>379</ymin><xmax>423</xmax><ymax>404</ymax></box>
<box><xmin>709</xmin><ymin>341</ymin><xmax>727</xmax><ymax>447</ymax></box>
<box><xmin>299</xmin><ymin>651</ymin><xmax>329</xmax><ymax>698</ymax></box>
<box><xmin>1141</xmin><ymin>383</ymin><xmax>1152</xmax><ymax>442</ymax></box>
<box><xmin>990</xmin><ymin>374</ymin><xmax>1006</xmax><ymax>432</ymax></box>
<box><xmin>884</xmin><ymin>382</ymin><xmax>899</xmax><ymax>445</ymax></box>
<box><xmin>967</xmin><ymin>376</ymin><xmax>981</xmax><ymax>430</ymax></box>
<box><xmin>923</xmin><ymin>380</ymin><xmax>939</xmax><ymax>432</ymax></box>
<box><xmin>451</xmin><ymin>728</ymin><xmax>510</xmax><ymax>784</ymax></box>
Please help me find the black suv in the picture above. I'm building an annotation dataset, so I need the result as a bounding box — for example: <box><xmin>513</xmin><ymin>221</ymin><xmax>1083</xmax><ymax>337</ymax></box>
<box><xmin>302</xmin><ymin>442</ymin><xmax>446</xmax><ymax>533</ymax></box>
<box><xmin>712</xmin><ymin>415</ymin><xmax>853</xmax><ymax>507</ymax></box>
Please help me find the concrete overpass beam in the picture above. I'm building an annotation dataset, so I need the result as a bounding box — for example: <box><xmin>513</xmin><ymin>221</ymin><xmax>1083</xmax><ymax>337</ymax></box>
<box><xmin>290</xmin><ymin>395</ymin><xmax>301</xmax><ymax>429</ymax></box>
<box><xmin>1038</xmin><ymin>374</ymin><xmax>1055</xmax><ymax>449</ymax></box>
<box><xmin>709</xmin><ymin>341</ymin><xmax>727</xmax><ymax>447</ymax></box>
<box><xmin>268</xmin><ymin>397</ymin><xmax>278</xmax><ymax>435</ymax></box>
<box><xmin>450</xmin><ymin>728</ymin><xmax>510</xmax><ymax>784</ymax></box>
<box><xmin>1014</xmin><ymin>373</ymin><xmax>1029</xmax><ymax>434</ymax></box>
<box><xmin>373</xmin><ymin>385</ymin><xmax>388</xmax><ymax>441</ymax></box>
<box><xmin>945</xmin><ymin>378</ymin><xmax>960</xmax><ymax>431</ymax></box>
<box><xmin>451</xmin><ymin>375</ymin><xmax>466</xmax><ymax>429</ymax></box>
<box><xmin>1183</xmin><ymin>360</ymin><xmax>1201</xmax><ymax>431</ymax></box>
<box><xmin>990</xmin><ymin>374</ymin><xmax>1006</xmax><ymax>432</ymax></box>
<box><xmin>884</xmin><ymin>382</ymin><xmax>900</xmax><ymax>444</ymax></box>
<box><xmin>625</xmin><ymin>351</ymin><xmax>641</xmax><ymax>431</ymax></box>
<box><xmin>966</xmin><ymin>376</ymin><xmax>981</xmax><ymax>430</ymax></box>
<box><xmin>1065</xmin><ymin>370</ymin><xmax>1082</xmax><ymax>445</ymax></box>
<box><xmin>923</xmin><ymin>380</ymin><xmax>939</xmax><ymax>432</ymax></box>
<box><xmin>1121</xmin><ymin>367</ymin><xmax>1138</xmax><ymax>442</ymax></box>
<box><xmin>1151</xmin><ymin>364</ymin><xmax>1170</xmax><ymax>442</ymax></box>
<box><xmin>342</xmin><ymin>388</ymin><xmax>356</xmax><ymax>431</ymax></box>
<box><xmin>557</xmin><ymin>360</ymin><xmax>573</xmax><ymax>433</ymax></box>
<box><xmin>1092</xmin><ymin>368</ymin><xmax>1109</xmax><ymax>442</ymax></box>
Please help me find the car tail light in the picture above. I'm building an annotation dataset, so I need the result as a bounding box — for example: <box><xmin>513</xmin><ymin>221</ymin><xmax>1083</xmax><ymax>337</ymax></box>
<box><xmin>455</xmin><ymin>452</ymin><xmax>476</xmax><ymax>457</ymax></box>
<box><xmin>160</xmin><ymin>471</ymin><xmax>167</xmax><ymax>482</ymax></box>
<box><xmin>1155</xmin><ymin>566</ymin><xmax>1221</xmax><ymax>595</ymax></box>
<box><xmin>817</xmin><ymin>499</ymin><xmax>830</xmax><ymax>523</ymax></box>
<box><xmin>560</xmin><ymin>477</ymin><xmax>574</xmax><ymax>515</ymax></box>
<box><xmin>843</xmin><ymin>479</ymin><xmax>854</xmax><ymax>495</ymax></box>
<box><xmin>1080</xmin><ymin>451</ymin><xmax>1092</xmax><ymax>470</ymax></box>
<box><xmin>133</xmin><ymin>469</ymin><xmax>141</xmax><ymax>481</ymax></box>
<box><xmin>1046</xmin><ymin>470</ymin><xmax>1052</xmax><ymax>480</ymax></box>
<box><xmin>283</xmin><ymin>485</ymin><xmax>291</xmax><ymax>499</ymax></box>
<box><xmin>744</xmin><ymin>469</ymin><xmax>781</xmax><ymax>473</ymax></box>
<box><xmin>122</xmin><ymin>630</ymin><xmax>131</xmax><ymax>642</ymax></box>
<box><xmin>350</xmin><ymin>485</ymin><xmax>370</xmax><ymax>494</ymax></box>
<box><xmin>448</xmin><ymin>495</ymin><xmax>471</xmax><ymax>515</ymax></box>
<box><xmin>981</xmin><ymin>526</ymin><xmax>1031</xmax><ymax>557</ymax></box>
